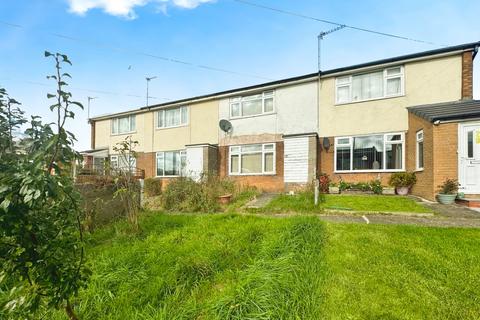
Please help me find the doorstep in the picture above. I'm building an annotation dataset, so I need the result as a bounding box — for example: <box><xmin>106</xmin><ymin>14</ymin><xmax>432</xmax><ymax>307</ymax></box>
<box><xmin>455</xmin><ymin>197</ymin><xmax>480</xmax><ymax>208</ymax></box>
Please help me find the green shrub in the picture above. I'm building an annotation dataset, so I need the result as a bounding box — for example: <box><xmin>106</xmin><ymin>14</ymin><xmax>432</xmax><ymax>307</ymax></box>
<box><xmin>339</xmin><ymin>180</ymin><xmax>350</xmax><ymax>191</ymax></box>
<box><xmin>437</xmin><ymin>178</ymin><xmax>459</xmax><ymax>194</ymax></box>
<box><xmin>144</xmin><ymin>178</ymin><xmax>162</xmax><ymax>197</ymax></box>
<box><xmin>389</xmin><ymin>172</ymin><xmax>417</xmax><ymax>188</ymax></box>
<box><xmin>370</xmin><ymin>180</ymin><xmax>383</xmax><ymax>195</ymax></box>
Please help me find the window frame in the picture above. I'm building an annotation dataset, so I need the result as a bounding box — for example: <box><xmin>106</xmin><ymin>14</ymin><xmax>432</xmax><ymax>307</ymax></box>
<box><xmin>229</xmin><ymin>143</ymin><xmax>276</xmax><ymax>176</ymax></box>
<box><xmin>416</xmin><ymin>130</ymin><xmax>424</xmax><ymax>171</ymax></box>
<box><xmin>156</xmin><ymin>106</ymin><xmax>189</xmax><ymax>129</ymax></box>
<box><xmin>335</xmin><ymin>66</ymin><xmax>404</xmax><ymax>104</ymax></box>
<box><xmin>155</xmin><ymin>150</ymin><xmax>187</xmax><ymax>177</ymax></box>
<box><xmin>111</xmin><ymin>115</ymin><xmax>136</xmax><ymax>135</ymax></box>
<box><xmin>334</xmin><ymin>132</ymin><xmax>405</xmax><ymax>173</ymax></box>
<box><xmin>229</xmin><ymin>90</ymin><xmax>275</xmax><ymax>119</ymax></box>
<box><xmin>109</xmin><ymin>154</ymin><xmax>136</xmax><ymax>172</ymax></box>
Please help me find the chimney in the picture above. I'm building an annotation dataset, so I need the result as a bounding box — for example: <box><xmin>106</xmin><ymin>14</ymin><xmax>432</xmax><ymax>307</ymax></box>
<box><xmin>461</xmin><ymin>51</ymin><xmax>474</xmax><ymax>100</ymax></box>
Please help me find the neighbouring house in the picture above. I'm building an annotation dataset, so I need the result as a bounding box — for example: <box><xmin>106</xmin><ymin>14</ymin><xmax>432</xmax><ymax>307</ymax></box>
<box><xmin>82</xmin><ymin>41</ymin><xmax>479</xmax><ymax>201</ymax></box>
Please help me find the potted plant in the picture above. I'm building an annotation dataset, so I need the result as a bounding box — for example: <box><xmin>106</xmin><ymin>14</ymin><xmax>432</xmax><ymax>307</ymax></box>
<box><xmin>388</xmin><ymin>172</ymin><xmax>417</xmax><ymax>196</ymax></box>
<box><xmin>436</xmin><ymin>178</ymin><xmax>459</xmax><ymax>204</ymax></box>
<box><xmin>218</xmin><ymin>194</ymin><xmax>233</xmax><ymax>205</ymax></box>
<box><xmin>328</xmin><ymin>182</ymin><xmax>340</xmax><ymax>194</ymax></box>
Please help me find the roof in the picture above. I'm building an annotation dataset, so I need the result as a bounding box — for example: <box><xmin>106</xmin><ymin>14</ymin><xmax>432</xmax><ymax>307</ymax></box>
<box><xmin>91</xmin><ymin>41</ymin><xmax>480</xmax><ymax>121</ymax></box>
<box><xmin>407</xmin><ymin>100</ymin><xmax>480</xmax><ymax>122</ymax></box>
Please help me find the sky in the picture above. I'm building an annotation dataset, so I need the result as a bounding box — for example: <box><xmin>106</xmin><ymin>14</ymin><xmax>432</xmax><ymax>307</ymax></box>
<box><xmin>0</xmin><ymin>0</ymin><xmax>479</xmax><ymax>151</ymax></box>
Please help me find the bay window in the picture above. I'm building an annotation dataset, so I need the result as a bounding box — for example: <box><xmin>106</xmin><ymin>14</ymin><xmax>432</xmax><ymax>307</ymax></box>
<box><xmin>157</xmin><ymin>106</ymin><xmax>188</xmax><ymax>129</ymax></box>
<box><xmin>334</xmin><ymin>133</ymin><xmax>404</xmax><ymax>172</ymax></box>
<box><xmin>416</xmin><ymin>130</ymin><xmax>424</xmax><ymax>170</ymax></box>
<box><xmin>230</xmin><ymin>91</ymin><xmax>274</xmax><ymax>118</ymax></box>
<box><xmin>111</xmin><ymin>115</ymin><xmax>136</xmax><ymax>134</ymax></box>
<box><xmin>335</xmin><ymin>66</ymin><xmax>404</xmax><ymax>104</ymax></box>
<box><xmin>156</xmin><ymin>150</ymin><xmax>187</xmax><ymax>177</ymax></box>
<box><xmin>229</xmin><ymin>143</ymin><xmax>275</xmax><ymax>175</ymax></box>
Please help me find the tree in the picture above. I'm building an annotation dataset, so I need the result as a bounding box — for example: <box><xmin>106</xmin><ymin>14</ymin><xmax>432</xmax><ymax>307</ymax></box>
<box><xmin>0</xmin><ymin>52</ymin><xmax>90</xmax><ymax>319</ymax></box>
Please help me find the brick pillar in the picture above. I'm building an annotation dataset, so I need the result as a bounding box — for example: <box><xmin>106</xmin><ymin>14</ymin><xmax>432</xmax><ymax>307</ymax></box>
<box><xmin>90</xmin><ymin>121</ymin><xmax>96</xmax><ymax>149</ymax></box>
<box><xmin>461</xmin><ymin>51</ymin><xmax>473</xmax><ymax>100</ymax></box>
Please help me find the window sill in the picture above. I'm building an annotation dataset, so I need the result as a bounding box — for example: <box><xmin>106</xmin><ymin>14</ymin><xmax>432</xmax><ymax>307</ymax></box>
<box><xmin>335</xmin><ymin>94</ymin><xmax>405</xmax><ymax>106</ymax></box>
<box><xmin>110</xmin><ymin>131</ymin><xmax>137</xmax><ymax>137</ymax></box>
<box><xmin>156</xmin><ymin>124</ymin><xmax>188</xmax><ymax>130</ymax></box>
<box><xmin>229</xmin><ymin>173</ymin><xmax>276</xmax><ymax>176</ymax></box>
<box><xmin>334</xmin><ymin>170</ymin><xmax>405</xmax><ymax>174</ymax></box>
<box><xmin>155</xmin><ymin>175</ymin><xmax>183</xmax><ymax>178</ymax></box>
<box><xmin>414</xmin><ymin>168</ymin><xmax>424</xmax><ymax>172</ymax></box>
<box><xmin>230</xmin><ymin>112</ymin><xmax>276</xmax><ymax>121</ymax></box>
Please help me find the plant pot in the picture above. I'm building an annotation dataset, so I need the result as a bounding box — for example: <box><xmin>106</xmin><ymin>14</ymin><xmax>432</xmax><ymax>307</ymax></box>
<box><xmin>328</xmin><ymin>186</ymin><xmax>340</xmax><ymax>194</ymax></box>
<box><xmin>218</xmin><ymin>194</ymin><xmax>232</xmax><ymax>205</ymax></box>
<box><xmin>382</xmin><ymin>187</ymin><xmax>396</xmax><ymax>195</ymax></box>
<box><xmin>395</xmin><ymin>186</ymin><xmax>410</xmax><ymax>196</ymax></box>
<box><xmin>457</xmin><ymin>192</ymin><xmax>465</xmax><ymax>199</ymax></box>
<box><xmin>437</xmin><ymin>193</ymin><xmax>457</xmax><ymax>205</ymax></box>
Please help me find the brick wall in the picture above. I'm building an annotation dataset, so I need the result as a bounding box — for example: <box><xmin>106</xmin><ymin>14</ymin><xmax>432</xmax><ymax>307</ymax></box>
<box><xmin>406</xmin><ymin>113</ymin><xmax>435</xmax><ymax>200</ymax></box>
<box><xmin>218</xmin><ymin>142</ymin><xmax>285</xmax><ymax>192</ymax></box>
<box><xmin>462</xmin><ymin>51</ymin><xmax>474</xmax><ymax>99</ymax></box>
<box><xmin>432</xmin><ymin>122</ymin><xmax>458</xmax><ymax>191</ymax></box>
<box><xmin>90</xmin><ymin>121</ymin><xmax>96</xmax><ymax>149</ymax></box>
<box><xmin>136</xmin><ymin>152</ymin><xmax>156</xmax><ymax>178</ymax></box>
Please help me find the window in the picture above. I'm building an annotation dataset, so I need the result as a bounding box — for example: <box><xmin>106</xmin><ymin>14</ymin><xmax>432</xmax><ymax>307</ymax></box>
<box><xmin>156</xmin><ymin>150</ymin><xmax>187</xmax><ymax>177</ymax></box>
<box><xmin>157</xmin><ymin>106</ymin><xmax>188</xmax><ymax>128</ymax></box>
<box><xmin>467</xmin><ymin>131</ymin><xmax>474</xmax><ymax>158</ymax></box>
<box><xmin>111</xmin><ymin>115</ymin><xmax>136</xmax><ymax>134</ymax></box>
<box><xmin>230</xmin><ymin>91</ymin><xmax>274</xmax><ymax>118</ymax></box>
<box><xmin>416</xmin><ymin>130</ymin><xmax>424</xmax><ymax>170</ymax></box>
<box><xmin>334</xmin><ymin>133</ymin><xmax>404</xmax><ymax>172</ymax></box>
<box><xmin>335</xmin><ymin>66</ymin><xmax>404</xmax><ymax>104</ymax></box>
<box><xmin>229</xmin><ymin>143</ymin><xmax>275</xmax><ymax>175</ymax></box>
<box><xmin>110</xmin><ymin>154</ymin><xmax>136</xmax><ymax>172</ymax></box>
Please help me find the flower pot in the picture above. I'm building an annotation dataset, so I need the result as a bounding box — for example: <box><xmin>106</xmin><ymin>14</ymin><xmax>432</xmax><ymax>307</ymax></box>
<box><xmin>457</xmin><ymin>192</ymin><xmax>465</xmax><ymax>199</ymax></box>
<box><xmin>395</xmin><ymin>186</ymin><xmax>410</xmax><ymax>196</ymax></box>
<box><xmin>437</xmin><ymin>193</ymin><xmax>457</xmax><ymax>205</ymax></box>
<box><xmin>329</xmin><ymin>186</ymin><xmax>340</xmax><ymax>194</ymax></box>
<box><xmin>218</xmin><ymin>194</ymin><xmax>233</xmax><ymax>205</ymax></box>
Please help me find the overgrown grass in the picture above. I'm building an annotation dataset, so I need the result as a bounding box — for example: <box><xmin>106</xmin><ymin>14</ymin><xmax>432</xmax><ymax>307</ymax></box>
<box><xmin>36</xmin><ymin>213</ymin><xmax>480</xmax><ymax>319</ymax></box>
<box><xmin>45</xmin><ymin>213</ymin><xmax>327</xmax><ymax>319</ymax></box>
<box><xmin>263</xmin><ymin>193</ymin><xmax>432</xmax><ymax>214</ymax></box>
<box><xmin>323</xmin><ymin>223</ymin><xmax>480</xmax><ymax>319</ymax></box>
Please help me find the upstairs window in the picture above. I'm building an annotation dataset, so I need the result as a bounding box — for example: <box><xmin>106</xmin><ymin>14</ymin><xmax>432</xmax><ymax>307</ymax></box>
<box><xmin>335</xmin><ymin>66</ymin><xmax>404</xmax><ymax>104</ymax></box>
<box><xmin>111</xmin><ymin>115</ymin><xmax>136</xmax><ymax>135</ymax></box>
<box><xmin>230</xmin><ymin>91</ymin><xmax>274</xmax><ymax>118</ymax></box>
<box><xmin>157</xmin><ymin>106</ymin><xmax>188</xmax><ymax>129</ymax></box>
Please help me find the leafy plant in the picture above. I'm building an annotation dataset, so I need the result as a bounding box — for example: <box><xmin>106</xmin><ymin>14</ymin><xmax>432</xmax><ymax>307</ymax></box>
<box><xmin>369</xmin><ymin>180</ymin><xmax>383</xmax><ymax>195</ymax></box>
<box><xmin>389</xmin><ymin>172</ymin><xmax>417</xmax><ymax>188</ymax></box>
<box><xmin>0</xmin><ymin>52</ymin><xmax>89</xmax><ymax>320</ymax></box>
<box><xmin>437</xmin><ymin>178</ymin><xmax>459</xmax><ymax>195</ymax></box>
<box><xmin>318</xmin><ymin>173</ymin><xmax>330</xmax><ymax>194</ymax></box>
<box><xmin>339</xmin><ymin>180</ymin><xmax>350</xmax><ymax>192</ymax></box>
<box><xmin>144</xmin><ymin>178</ymin><xmax>162</xmax><ymax>197</ymax></box>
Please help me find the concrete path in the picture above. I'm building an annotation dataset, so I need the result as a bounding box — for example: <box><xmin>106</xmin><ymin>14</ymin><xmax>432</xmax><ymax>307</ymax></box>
<box><xmin>244</xmin><ymin>193</ymin><xmax>278</xmax><ymax>209</ymax></box>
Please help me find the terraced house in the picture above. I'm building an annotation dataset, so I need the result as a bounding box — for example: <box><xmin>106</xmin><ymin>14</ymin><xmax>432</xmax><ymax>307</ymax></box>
<box><xmin>83</xmin><ymin>41</ymin><xmax>480</xmax><ymax>201</ymax></box>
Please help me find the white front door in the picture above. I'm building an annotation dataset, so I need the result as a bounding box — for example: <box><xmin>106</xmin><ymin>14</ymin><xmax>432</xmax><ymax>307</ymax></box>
<box><xmin>459</xmin><ymin>123</ymin><xmax>480</xmax><ymax>194</ymax></box>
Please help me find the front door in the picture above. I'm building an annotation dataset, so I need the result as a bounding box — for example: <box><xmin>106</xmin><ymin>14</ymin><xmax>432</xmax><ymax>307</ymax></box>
<box><xmin>459</xmin><ymin>123</ymin><xmax>480</xmax><ymax>194</ymax></box>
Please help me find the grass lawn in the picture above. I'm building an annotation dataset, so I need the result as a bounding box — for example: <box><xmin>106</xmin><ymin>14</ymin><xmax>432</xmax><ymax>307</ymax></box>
<box><xmin>39</xmin><ymin>213</ymin><xmax>480</xmax><ymax>319</ymax></box>
<box><xmin>262</xmin><ymin>193</ymin><xmax>433</xmax><ymax>214</ymax></box>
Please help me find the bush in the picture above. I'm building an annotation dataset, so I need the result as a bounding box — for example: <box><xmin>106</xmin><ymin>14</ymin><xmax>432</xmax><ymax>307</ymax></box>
<box><xmin>369</xmin><ymin>180</ymin><xmax>383</xmax><ymax>195</ymax></box>
<box><xmin>389</xmin><ymin>172</ymin><xmax>417</xmax><ymax>188</ymax></box>
<box><xmin>144</xmin><ymin>178</ymin><xmax>162</xmax><ymax>197</ymax></box>
<box><xmin>437</xmin><ymin>178</ymin><xmax>459</xmax><ymax>194</ymax></box>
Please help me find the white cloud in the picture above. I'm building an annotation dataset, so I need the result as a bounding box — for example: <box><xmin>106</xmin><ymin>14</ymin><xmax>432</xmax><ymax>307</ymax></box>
<box><xmin>67</xmin><ymin>0</ymin><xmax>215</xmax><ymax>19</ymax></box>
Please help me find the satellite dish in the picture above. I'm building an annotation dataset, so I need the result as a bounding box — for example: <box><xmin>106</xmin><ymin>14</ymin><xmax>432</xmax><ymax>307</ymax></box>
<box><xmin>219</xmin><ymin>119</ymin><xmax>233</xmax><ymax>133</ymax></box>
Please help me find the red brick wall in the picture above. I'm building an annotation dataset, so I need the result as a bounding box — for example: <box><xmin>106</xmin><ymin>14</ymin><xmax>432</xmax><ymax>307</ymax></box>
<box><xmin>90</xmin><ymin>121</ymin><xmax>96</xmax><ymax>149</ymax></box>
<box><xmin>218</xmin><ymin>142</ymin><xmax>285</xmax><ymax>192</ymax></box>
<box><xmin>432</xmin><ymin>122</ymin><xmax>458</xmax><ymax>191</ymax></box>
<box><xmin>136</xmin><ymin>152</ymin><xmax>155</xmax><ymax>178</ymax></box>
<box><xmin>462</xmin><ymin>51</ymin><xmax>473</xmax><ymax>100</ymax></box>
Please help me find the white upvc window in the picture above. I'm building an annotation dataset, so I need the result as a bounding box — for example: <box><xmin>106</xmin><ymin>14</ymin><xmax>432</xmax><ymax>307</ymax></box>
<box><xmin>416</xmin><ymin>130</ymin><xmax>424</xmax><ymax>170</ymax></box>
<box><xmin>229</xmin><ymin>143</ymin><xmax>275</xmax><ymax>175</ymax></box>
<box><xmin>156</xmin><ymin>150</ymin><xmax>187</xmax><ymax>177</ymax></box>
<box><xmin>334</xmin><ymin>132</ymin><xmax>405</xmax><ymax>172</ymax></box>
<box><xmin>110</xmin><ymin>154</ymin><xmax>136</xmax><ymax>172</ymax></box>
<box><xmin>111</xmin><ymin>115</ymin><xmax>136</xmax><ymax>135</ymax></box>
<box><xmin>230</xmin><ymin>90</ymin><xmax>274</xmax><ymax>118</ymax></box>
<box><xmin>157</xmin><ymin>106</ymin><xmax>188</xmax><ymax>129</ymax></box>
<box><xmin>335</xmin><ymin>66</ymin><xmax>404</xmax><ymax>104</ymax></box>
